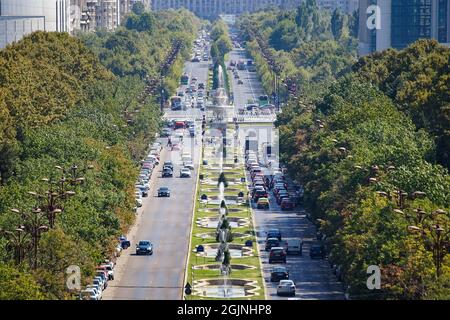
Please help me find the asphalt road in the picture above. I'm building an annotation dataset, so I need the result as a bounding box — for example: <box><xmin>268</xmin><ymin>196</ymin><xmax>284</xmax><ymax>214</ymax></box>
<box><xmin>103</xmin><ymin>53</ymin><xmax>209</xmax><ymax>300</ymax></box>
<box><xmin>227</xmin><ymin>39</ymin><xmax>345</xmax><ymax>300</ymax></box>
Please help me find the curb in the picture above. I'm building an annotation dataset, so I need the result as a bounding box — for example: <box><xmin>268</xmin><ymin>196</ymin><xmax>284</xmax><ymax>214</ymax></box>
<box><xmin>181</xmin><ymin>132</ymin><xmax>203</xmax><ymax>300</ymax></box>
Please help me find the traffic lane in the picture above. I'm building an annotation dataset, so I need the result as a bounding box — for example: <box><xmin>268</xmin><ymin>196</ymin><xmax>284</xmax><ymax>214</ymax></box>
<box><xmin>252</xmin><ymin>193</ymin><xmax>345</xmax><ymax>300</ymax></box>
<box><xmin>106</xmin><ymin>136</ymin><xmax>199</xmax><ymax>300</ymax></box>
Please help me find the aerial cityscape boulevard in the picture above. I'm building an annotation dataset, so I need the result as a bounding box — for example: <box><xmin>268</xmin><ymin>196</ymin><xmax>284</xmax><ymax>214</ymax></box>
<box><xmin>0</xmin><ymin>0</ymin><xmax>448</xmax><ymax>309</ymax></box>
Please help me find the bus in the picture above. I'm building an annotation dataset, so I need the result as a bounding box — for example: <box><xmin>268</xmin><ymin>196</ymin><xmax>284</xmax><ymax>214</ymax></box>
<box><xmin>170</xmin><ymin>96</ymin><xmax>182</xmax><ymax>110</ymax></box>
<box><xmin>258</xmin><ymin>95</ymin><xmax>269</xmax><ymax>107</ymax></box>
<box><xmin>180</xmin><ymin>73</ymin><xmax>189</xmax><ymax>85</ymax></box>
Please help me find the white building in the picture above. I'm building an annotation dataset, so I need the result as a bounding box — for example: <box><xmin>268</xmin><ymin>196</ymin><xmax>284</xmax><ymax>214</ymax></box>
<box><xmin>317</xmin><ymin>0</ymin><xmax>359</xmax><ymax>14</ymax></box>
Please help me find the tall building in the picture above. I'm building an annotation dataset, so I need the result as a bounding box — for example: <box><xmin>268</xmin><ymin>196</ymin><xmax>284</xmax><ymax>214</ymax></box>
<box><xmin>151</xmin><ymin>0</ymin><xmax>303</xmax><ymax>18</ymax></box>
<box><xmin>317</xmin><ymin>0</ymin><xmax>359</xmax><ymax>14</ymax></box>
<box><xmin>0</xmin><ymin>0</ymin><xmax>72</xmax><ymax>48</ymax></box>
<box><xmin>359</xmin><ymin>0</ymin><xmax>450</xmax><ymax>55</ymax></box>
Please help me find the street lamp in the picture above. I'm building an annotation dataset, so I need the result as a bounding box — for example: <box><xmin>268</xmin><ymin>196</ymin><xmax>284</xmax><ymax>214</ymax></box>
<box><xmin>409</xmin><ymin>224</ymin><xmax>447</xmax><ymax>277</ymax></box>
<box><xmin>11</xmin><ymin>207</ymin><xmax>48</xmax><ymax>269</ymax></box>
<box><xmin>0</xmin><ymin>226</ymin><xmax>28</xmax><ymax>265</ymax></box>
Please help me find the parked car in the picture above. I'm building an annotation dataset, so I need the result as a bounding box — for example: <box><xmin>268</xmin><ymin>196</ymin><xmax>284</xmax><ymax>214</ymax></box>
<box><xmin>119</xmin><ymin>236</ymin><xmax>130</xmax><ymax>249</ymax></box>
<box><xmin>135</xmin><ymin>240</ymin><xmax>153</xmax><ymax>255</ymax></box>
<box><xmin>86</xmin><ymin>284</ymin><xmax>102</xmax><ymax>300</ymax></box>
<box><xmin>257</xmin><ymin>197</ymin><xmax>270</xmax><ymax>209</ymax></box>
<box><xmin>265</xmin><ymin>238</ymin><xmax>280</xmax><ymax>251</ymax></box>
<box><xmin>270</xmin><ymin>266</ymin><xmax>289</xmax><ymax>282</ymax></box>
<box><xmin>135</xmin><ymin>184</ymin><xmax>148</xmax><ymax>197</ymax></box>
<box><xmin>180</xmin><ymin>168</ymin><xmax>192</xmax><ymax>178</ymax></box>
<box><xmin>269</xmin><ymin>247</ymin><xmax>287</xmax><ymax>264</ymax></box>
<box><xmin>286</xmin><ymin>239</ymin><xmax>303</xmax><ymax>255</ymax></box>
<box><xmin>266</xmin><ymin>229</ymin><xmax>282</xmax><ymax>241</ymax></box>
<box><xmin>277</xmin><ymin>280</ymin><xmax>296</xmax><ymax>297</ymax></box>
<box><xmin>81</xmin><ymin>288</ymin><xmax>100</xmax><ymax>300</ymax></box>
<box><xmin>99</xmin><ymin>264</ymin><xmax>114</xmax><ymax>280</ymax></box>
<box><xmin>157</xmin><ymin>187</ymin><xmax>171</xmax><ymax>197</ymax></box>
<box><xmin>310</xmin><ymin>244</ymin><xmax>326</xmax><ymax>259</ymax></box>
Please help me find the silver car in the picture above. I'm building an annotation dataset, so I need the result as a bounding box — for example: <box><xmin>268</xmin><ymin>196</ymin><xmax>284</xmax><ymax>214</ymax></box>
<box><xmin>277</xmin><ymin>280</ymin><xmax>296</xmax><ymax>297</ymax></box>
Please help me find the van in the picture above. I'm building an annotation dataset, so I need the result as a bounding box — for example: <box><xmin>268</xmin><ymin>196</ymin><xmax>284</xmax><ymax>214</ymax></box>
<box><xmin>286</xmin><ymin>240</ymin><xmax>303</xmax><ymax>255</ymax></box>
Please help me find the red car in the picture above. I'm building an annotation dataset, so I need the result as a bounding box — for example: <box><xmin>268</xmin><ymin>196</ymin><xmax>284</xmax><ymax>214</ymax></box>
<box><xmin>281</xmin><ymin>198</ymin><xmax>295</xmax><ymax>210</ymax></box>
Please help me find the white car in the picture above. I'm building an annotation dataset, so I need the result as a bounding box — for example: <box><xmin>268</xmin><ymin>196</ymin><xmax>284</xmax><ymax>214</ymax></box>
<box><xmin>87</xmin><ymin>284</ymin><xmax>102</xmax><ymax>300</ymax></box>
<box><xmin>83</xmin><ymin>287</ymin><xmax>100</xmax><ymax>300</ymax></box>
<box><xmin>100</xmin><ymin>264</ymin><xmax>115</xmax><ymax>280</ymax></box>
<box><xmin>183</xmin><ymin>161</ymin><xmax>194</xmax><ymax>170</ymax></box>
<box><xmin>277</xmin><ymin>280</ymin><xmax>296</xmax><ymax>297</ymax></box>
<box><xmin>135</xmin><ymin>192</ymin><xmax>143</xmax><ymax>207</ymax></box>
<box><xmin>180</xmin><ymin>168</ymin><xmax>192</xmax><ymax>178</ymax></box>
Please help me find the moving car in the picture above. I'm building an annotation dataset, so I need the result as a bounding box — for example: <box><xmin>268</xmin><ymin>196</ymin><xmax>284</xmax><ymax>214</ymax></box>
<box><xmin>270</xmin><ymin>266</ymin><xmax>289</xmax><ymax>282</ymax></box>
<box><xmin>257</xmin><ymin>197</ymin><xmax>270</xmax><ymax>209</ymax></box>
<box><xmin>280</xmin><ymin>198</ymin><xmax>295</xmax><ymax>210</ymax></box>
<box><xmin>277</xmin><ymin>280</ymin><xmax>296</xmax><ymax>297</ymax></box>
<box><xmin>265</xmin><ymin>238</ymin><xmax>280</xmax><ymax>251</ymax></box>
<box><xmin>269</xmin><ymin>247</ymin><xmax>287</xmax><ymax>264</ymax></box>
<box><xmin>162</xmin><ymin>167</ymin><xmax>173</xmax><ymax>178</ymax></box>
<box><xmin>266</xmin><ymin>229</ymin><xmax>282</xmax><ymax>241</ymax></box>
<box><xmin>310</xmin><ymin>244</ymin><xmax>326</xmax><ymax>259</ymax></box>
<box><xmin>252</xmin><ymin>188</ymin><xmax>268</xmax><ymax>201</ymax></box>
<box><xmin>237</xmin><ymin>79</ymin><xmax>243</xmax><ymax>84</ymax></box>
<box><xmin>184</xmin><ymin>161</ymin><xmax>195</xmax><ymax>170</ymax></box>
<box><xmin>157</xmin><ymin>187</ymin><xmax>171</xmax><ymax>197</ymax></box>
<box><xmin>163</xmin><ymin>161</ymin><xmax>174</xmax><ymax>171</ymax></box>
<box><xmin>180</xmin><ymin>168</ymin><xmax>192</xmax><ymax>178</ymax></box>
<box><xmin>286</xmin><ymin>239</ymin><xmax>303</xmax><ymax>255</ymax></box>
<box><xmin>135</xmin><ymin>240</ymin><xmax>153</xmax><ymax>255</ymax></box>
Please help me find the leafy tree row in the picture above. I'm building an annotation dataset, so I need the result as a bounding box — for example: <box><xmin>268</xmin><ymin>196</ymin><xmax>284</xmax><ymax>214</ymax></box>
<box><xmin>0</xmin><ymin>9</ymin><xmax>200</xmax><ymax>299</ymax></box>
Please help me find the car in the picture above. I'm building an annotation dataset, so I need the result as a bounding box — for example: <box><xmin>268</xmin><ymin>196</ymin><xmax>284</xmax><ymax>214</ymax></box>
<box><xmin>135</xmin><ymin>185</ymin><xmax>148</xmax><ymax>197</ymax></box>
<box><xmin>310</xmin><ymin>244</ymin><xmax>326</xmax><ymax>259</ymax></box>
<box><xmin>265</xmin><ymin>238</ymin><xmax>280</xmax><ymax>251</ymax></box>
<box><xmin>198</xmin><ymin>83</ymin><xmax>205</xmax><ymax>89</ymax></box>
<box><xmin>162</xmin><ymin>167</ymin><xmax>173</xmax><ymax>178</ymax></box>
<box><xmin>276</xmin><ymin>192</ymin><xmax>290</xmax><ymax>205</ymax></box>
<box><xmin>99</xmin><ymin>264</ymin><xmax>114</xmax><ymax>280</ymax></box>
<box><xmin>95</xmin><ymin>271</ymin><xmax>108</xmax><ymax>289</ymax></box>
<box><xmin>161</xmin><ymin>128</ymin><xmax>171</xmax><ymax>137</ymax></box>
<box><xmin>277</xmin><ymin>280</ymin><xmax>296</xmax><ymax>297</ymax></box>
<box><xmin>87</xmin><ymin>284</ymin><xmax>102</xmax><ymax>300</ymax></box>
<box><xmin>237</xmin><ymin>79</ymin><xmax>243</xmax><ymax>84</ymax></box>
<box><xmin>252</xmin><ymin>188</ymin><xmax>268</xmax><ymax>201</ymax></box>
<box><xmin>192</xmin><ymin>57</ymin><xmax>200</xmax><ymax>62</ymax></box>
<box><xmin>158</xmin><ymin>187</ymin><xmax>171</xmax><ymax>197</ymax></box>
<box><xmin>270</xmin><ymin>267</ymin><xmax>289</xmax><ymax>282</ymax></box>
<box><xmin>269</xmin><ymin>247</ymin><xmax>287</xmax><ymax>264</ymax></box>
<box><xmin>257</xmin><ymin>197</ymin><xmax>270</xmax><ymax>209</ymax></box>
<box><xmin>180</xmin><ymin>168</ymin><xmax>192</xmax><ymax>178</ymax></box>
<box><xmin>184</xmin><ymin>161</ymin><xmax>195</xmax><ymax>170</ymax></box>
<box><xmin>135</xmin><ymin>240</ymin><xmax>153</xmax><ymax>255</ymax></box>
<box><xmin>266</xmin><ymin>229</ymin><xmax>282</xmax><ymax>241</ymax></box>
<box><xmin>119</xmin><ymin>236</ymin><xmax>130</xmax><ymax>249</ymax></box>
<box><xmin>234</xmin><ymin>74</ymin><xmax>239</xmax><ymax>79</ymax></box>
<box><xmin>135</xmin><ymin>195</ymin><xmax>143</xmax><ymax>207</ymax></box>
<box><xmin>286</xmin><ymin>239</ymin><xmax>303</xmax><ymax>255</ymax></box>
<box><xmin>81</xmin><ymin>288</ymin><xmax>100</xmax><ymax>300</ymax></box>
<box><xmin>281</xmin><ymin>198</ymin><xmax>295</xmax><ymax>210</ymax></box>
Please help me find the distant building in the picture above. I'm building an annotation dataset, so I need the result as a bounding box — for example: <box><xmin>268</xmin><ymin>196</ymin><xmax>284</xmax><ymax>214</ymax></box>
<box><xmin>151</xmin><ymin>0</ymin><xmax>303</xmax><ymax>18</ymax></box>
<box><xmin>359</xmin><ymin>0</ymin><xmax>450</xmax><ymax>55</ymax></box>
<box><xmin>317</xmin><ymin>0</ymin><xmax>359</xmax><ymax>14</ymax></box>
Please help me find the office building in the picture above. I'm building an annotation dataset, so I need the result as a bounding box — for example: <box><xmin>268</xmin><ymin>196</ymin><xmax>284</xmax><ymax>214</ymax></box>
<box><xmin>359</xmin><ymin>0</ymin><xmax>450</xmax><ymax>55</ymax></box>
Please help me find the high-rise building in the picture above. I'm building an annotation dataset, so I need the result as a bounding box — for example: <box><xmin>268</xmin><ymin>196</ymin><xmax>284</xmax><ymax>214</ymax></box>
<box><xmin>0</xmin><ymin>0</ymin><xmax>72</xmax><ymax>48</ymax></box>
<box><xmin>359</xmin><ymin>0</ymin><xmax>450</xmax><ymax>55</ymax></box>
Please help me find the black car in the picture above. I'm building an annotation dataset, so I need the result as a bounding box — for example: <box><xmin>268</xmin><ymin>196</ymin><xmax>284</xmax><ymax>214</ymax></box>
<box><xmin>158</xmin><ymin>187</ymin><xmax>170</xmax><ymax>197</ymax></box>
<box><xmin>269</xmin><ymin>247</ymin><xmax>287</xmax><ymax>264</ymax></box>
<box><xmin>265</xmin><ymin>238</ymin><xmax>280</xmax><ymax>251</ymax></box>
<box><xmin>135</xmin><ymin>240</ymin><xmax>153</xmax><ymax>255</ymax></box>
<box><xmin>270</xmin><ymin>267</ymin><xmax>289</xmax><ymax>282</ymax></box>
<box><xmin>162</xmin><ymin>168</ymin><xmax>173</xmax><ymax>178</ymax></box>
<box><xmin>310</xmin><ymin>244</ymin><xmax>326</xmax><ymax>259</ymax></box>
<box><xmin>266</xmin><ymin>229</ymin><xmax>282</xmax><ymax>241</ymax></box>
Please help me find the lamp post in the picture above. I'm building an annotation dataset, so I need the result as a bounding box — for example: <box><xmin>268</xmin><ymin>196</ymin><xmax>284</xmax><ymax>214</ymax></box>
<box><xmin>0</xmin><ymin>226</ymin><xmax>29</xmax><ymax>265</ymax></box>
<box><xmin>11</xmin><ymin>208</ymin><xmax>48</xmax><ymax>269</ymax></box>
<box><xmin>409</xmin><ymin>224</ymin><xmax>447</xmax><ymax>277</ymax></box>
